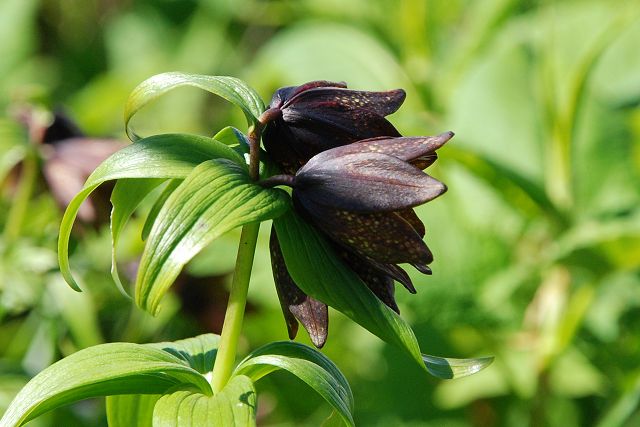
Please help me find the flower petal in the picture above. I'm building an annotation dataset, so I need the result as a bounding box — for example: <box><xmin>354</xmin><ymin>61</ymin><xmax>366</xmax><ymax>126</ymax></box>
<box><xmin>263</xmin><ymin>84</ymin><xmax>407</xmax><ymax>174</ymax></box>
<box><xmin>270</xmin><ymin>228</ymin><xmax>328</xmax><ymax>348</ymax></box>
<box><xmin>296</xmin><ymin>152</ymin><xmax>447</xmax><ymax>212</ymax></box>
<box><xmin>268</xmin><ymin>81</ymin><xmax>347</xmax><ymax>109</ymax></box>
<box><xmin>284</xmin><ymin>87</ymin><xmax>406</xmax><ymax>117</ymax></box>
<box><xmin>338</xmin><ymin>248</ymin><xmax>403</xmax><ymax>312</ymax></box>
<box><xmin>296</xmin><ymin>198</ymin><xmax>433</xmax><ymax>267</ymax></box>
<box><xmin>397</xmin><ymin>209</ymin><xmax>426</xmax><ymax>238</ymax></box>
<box><xmin>306</xmin><ymin>133</ymin><xmax>454</xmax><ymax>164</ymax></box>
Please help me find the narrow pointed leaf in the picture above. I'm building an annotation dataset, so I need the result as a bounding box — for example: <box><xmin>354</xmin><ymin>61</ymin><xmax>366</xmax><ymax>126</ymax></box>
<box><xmin>235</xmin><ymin>341</ymin><xmax>354</xmax><ymax>427</ymax></box>
<box><xmin>152</xmin><ymin>375</ymin><xmax>256</xmax><ymax>427</ymax></box>
<box><xmin>422</xmin><ymin>355</ymin><xmax>494</xmax><ymax>379</ymax></box>
<box><xmin>273</xmin><ymin>210</ymin><xmax>424</xmax><ymax>369</ymax></box>
<box><xmin>106</xmin><ymin>394</ymin><xmax>160</xmax><ymax>427</ymax></box>
<box><xmin>0</xmin><ymin>343</ymin><xmax>211</xmax><ymax>427</ymax></box>
<box><xmin>125</xmin><ymin>72</ymin><xmax>265</xmax><ymax>140</ymax></box>
<box><xmin>136</xmin><ymin>159</ymin><xmax>290</xmax><ymax>315</ymax></box>
<box><xmin>110</xmin><ymin>178</ymin><xmax>165</xmax><ymax>297</ymax></box>
<box><xmin>59</xmin><ymin>133</ymin><xmax>243</xmax><ymax>292</ymax></box>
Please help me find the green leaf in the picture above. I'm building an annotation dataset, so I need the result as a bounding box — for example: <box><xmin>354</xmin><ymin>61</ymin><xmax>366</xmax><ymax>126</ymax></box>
<box><xmin>0</xmin><ymin>343</ymin><xmax>211</xmax><ymax>427</ymax></box>
<box><xmin>125</xmin><ymin>72</ymin><xmax>265</xmax><ymax>140</ymax></box>
<box><xmin>110</xmin><ymin>178</ymin><xmax>165</xmax><ymax>298</ymax></box>
<box><xmin>106</xmin><ymin>394</ymin><xmax>160</xmax><ymax>427</ymax></box>
<box><xmin>235</xmin><ymin>341</ymin><xmax>354</xmax><ymax>427</ymax></box>
<box><xmin>212</xmin><ymin>126</ymin><xmax>249</xmax><ymax>148</ymax></box>
<box><xmin>105</xmin><ymin>335</ymin><xmax>222</xmax><ymax>427</ymax></box>
<box><xmin>136</xmin><ymin>159</ymin><xmax>290</xmax><ymax>315</ymax></box>
<box><xmin>152</xmin><ymin>375</ymin><xmax>256</xmax><ymax>427</ymax></box>
<box><xmin>58</xmin><ymin>133</ymin><xmax>243</xmax><ymax>292</ymax></box>
<box><xmin>141</xmin><ymin>179</ymin><xmax>182</xmax><ymax>241</ymax></box>
<box><xmin>273</xmin><ymin>210</ymin><xmax>424</xmax><ymax>369</ymax></box>
<box><xmin>146</xmin><ymin>334</ymin><xmax>221</xmax><ymax>375</ymax></box>
<box><xmin>422</xmin><ymin>355</ymin><xmax>494</xmax><ymax>380</ymax></box>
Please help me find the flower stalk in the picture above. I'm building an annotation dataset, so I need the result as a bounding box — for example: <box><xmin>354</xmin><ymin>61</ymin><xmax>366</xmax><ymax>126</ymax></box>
<box><xmin>247</xmin><ymin>107</ymin><xmax>282</xmax><ymax>181</ymax></box>
<box><xmin>210</xmin><ymin>109</ymin><xmax>280</xmax><ymax>392</ymax></box>
<box><xmin>210</xmin><ymin>220</ymin><xmax>260</xmax><ymax>393</ymax></box>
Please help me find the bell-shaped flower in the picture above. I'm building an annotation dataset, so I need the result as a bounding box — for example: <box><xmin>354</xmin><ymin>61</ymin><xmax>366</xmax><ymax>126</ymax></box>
<box><xmin>262</xmin><ymin>81</ymin><xmax>406</xmax><ymax>173</ymax></box>
<box><xmin>265</xmin><ymin>132</ymin><xmax>453</xmax><ymax>347</ymax></box>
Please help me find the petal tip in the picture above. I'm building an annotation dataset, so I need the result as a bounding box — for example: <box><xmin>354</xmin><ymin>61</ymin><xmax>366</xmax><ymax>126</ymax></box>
<box><xmin>310</xmin><ymin>333</ymin><xmax>327</xmax><ymax>348</ymax></box>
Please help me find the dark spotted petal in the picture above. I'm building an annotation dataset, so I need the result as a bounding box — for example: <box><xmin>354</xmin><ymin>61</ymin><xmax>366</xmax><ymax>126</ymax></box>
<box><xmin>337</xmin><ymin>248</ymin><xmax>399</xmax><ymax>313</ymax></box>
<box><xmin>262</xmin><ymin>120</ymin><xmax>311</xmax><ymax>174</ymax></box>
<box><xmin>270</xmin><ymin>228</ymin><xmax>328</xmax><ymax>348</ymax></box>
<box><xmin>284</xmin><ymin>87</ymin><xmax>406</xmax><ymax>117</ymax></box>
<box><xmin>397</xmin><ymin>209</ymin><xmax>425</xmax><ymax>238</ymax></box>
<box><xmin>309</xmin><ymin>133</ymin><xmax>453</xmax><ymax>164</ymax></box>
<box><xmin>296</xmin><ymin>197</ymin><xmax>433</xmax><ymax>266</ymax></box>
<box><xmin>266</xmin><ymin>108</ymin><xmax>400</xmax><ymax>166</ymax></box>
<box><xmin>362</xmin><ymin>255</ymin><xmax>418</xmax><ymax>293</ymax></box>
<box><xmin>412</xmin><ymin>153</ymin><xmax>438</xmax><ymax>170</ymax></box>
<box><xmin>263</xmin><ymin>83</ymin><xmax>407</xmax><ymax>174</ymax></box>
<box><xmin>283</xmin><ymin>107</ymin><xmax>400</xmax><ymax>149</ymax></box>
<box><xmin>296</xmin><ymin>152</ymin><xmax>447</xmax><ymax>212</ymax></box>
<box><xmin>269</xmin><ymin>81</ymin><xmax>347</xmax><ymax>109</ymax></box>
<box><xmin>413</xmin><ymin>263</ymin><xmax>433</xmax><ymax>275</ymax></box>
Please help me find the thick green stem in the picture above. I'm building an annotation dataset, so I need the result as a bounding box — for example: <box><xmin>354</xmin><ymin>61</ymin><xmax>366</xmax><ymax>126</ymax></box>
<box><xmin>209</xmin><ymin>107</ymin><xmax>281</xmax><ymax>392</ymax></box>
<box><xmin>210</xmin><ymin>221</ymin><xmax>260</xmax><ymax>393</ymax></box>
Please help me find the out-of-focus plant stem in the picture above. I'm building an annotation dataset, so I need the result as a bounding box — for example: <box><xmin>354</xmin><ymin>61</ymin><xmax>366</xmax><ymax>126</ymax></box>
<box><xmin>3</xmin><ymin>148</ymin><xmax>38</xmax><ymax>244</ymax></box>
<box><xmin>545</xmin><ymin>7</ymin><xmax>634</xmax><ymax>213</ymax></box>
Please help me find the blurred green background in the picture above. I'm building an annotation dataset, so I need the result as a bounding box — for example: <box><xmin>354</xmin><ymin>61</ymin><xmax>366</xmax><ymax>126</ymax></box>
<box><xmin>1</xmin><ymin>0</ymin><xmax>639</xmax><ymax>425</ymax></box>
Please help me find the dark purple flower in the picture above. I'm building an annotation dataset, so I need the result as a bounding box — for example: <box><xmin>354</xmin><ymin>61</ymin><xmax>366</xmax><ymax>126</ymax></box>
<box><xmin>266</xmin><ymin>133</ymin><xmax>453</xmax><ymax>347</ymax></box>
<box><xmin>262</xmin><ymin>81</ymin><xmax>406</xmax><ymax>174</ymax></box>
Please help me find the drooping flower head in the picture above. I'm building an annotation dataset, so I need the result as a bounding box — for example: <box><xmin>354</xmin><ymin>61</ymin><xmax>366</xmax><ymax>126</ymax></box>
<box><xmin>261</xmin><ymin>81</ymin><xmax>452</xmax><ymax>348</ymax></box>
<box><xmin>262</xmin><ymin>81</ymin><xmax>406</xmax><ymax>174</ymax></box>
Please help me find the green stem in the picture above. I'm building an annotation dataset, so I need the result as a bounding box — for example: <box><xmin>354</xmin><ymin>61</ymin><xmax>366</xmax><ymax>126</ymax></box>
<box><xmin>210</xmin><ymin>221</ymin><xmax>260</xmax><ymax>393</ymax></box>
<box><xmin>4</xmin><ymin>148</ymin><xmax>38</xmax><ymax>244</ymax></box>
<box><xmin>209</xmin><ymin>107</ymin><xmax>281</xmax><ymax>392</ymax></box>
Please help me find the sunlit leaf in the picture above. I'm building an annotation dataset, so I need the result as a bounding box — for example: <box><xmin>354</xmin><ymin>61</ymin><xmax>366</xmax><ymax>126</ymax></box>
<box><xmin>422</xmin><ymin>355</ymin><xmax>494</xmax><ymax>380</ymax></box>
<box><xmin>152</xmin><ymin>375</ymin><xmax>256</xmax><ymax>427</ymax></box>
<box><xmin>136</xmin><ymin>159</ymin><xmax>290</xmax><ymax>315</ymax></box>
<box><xmin>125</xmin><ymin>72</ymin><xmax>265</xmax><ymax>140</ymax></box>
<box><xmin>58</xmin><ymin>133</ymin><xmax>243</xmax><ymax>292</ymax></box>
<box><xmin>235</xmin><ymin>341</ymin><xmax>354</xmax><ymax>427</ymax></box>
<box><xmin>110</xmin><ymin>178</ymin><xmax>165</xmax><ymax>298</ymax></box>
<box><xmin>0</xmin><ymin>343</ymin><xmax>211</xmax><ymax>427</ymax></box>
<box><xmin>145</xmin><ymin>334</ymin><xmax>221</xmax><ymax>375</ymax></box>
<box><xmin>106</xmin><ymin>394</ymin><xmax>160</xmax><ymax>427</ymax></box>
<box><xmin>141</xmin><ymin>180</ymin><xmax>182</xmax><ymax>241</ymax></box>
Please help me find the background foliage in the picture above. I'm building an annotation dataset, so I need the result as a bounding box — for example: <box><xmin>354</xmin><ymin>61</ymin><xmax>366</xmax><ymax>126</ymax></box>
<box><xmin>1</xmin><ymin>0</ymin><xmax>639</xmax><ymax>425</ymax></box>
